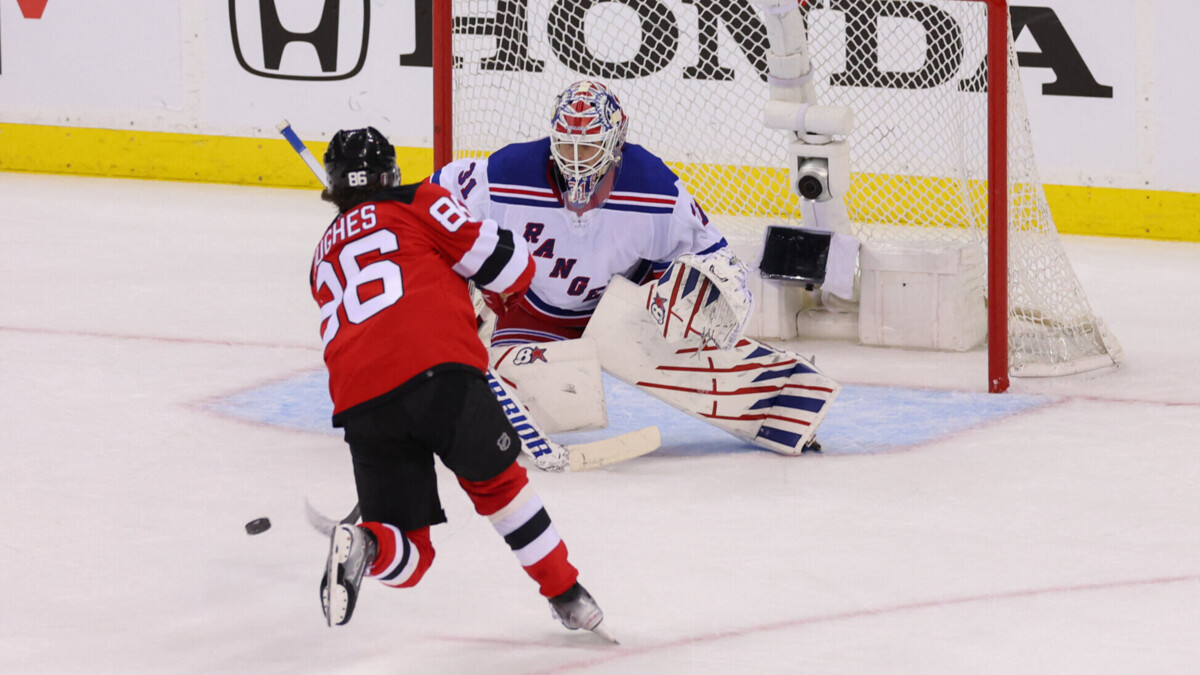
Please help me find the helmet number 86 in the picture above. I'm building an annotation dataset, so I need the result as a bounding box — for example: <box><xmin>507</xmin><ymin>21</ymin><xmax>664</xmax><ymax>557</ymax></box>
<box><xmin>347</xmin><ymin>170</ymin><xmax>369</xmax><ymax>187</ymax></box>
<box><xmin>314</xmin><ymin>230</ymin><xmax>404</xmax><ymax>346</ymax></box>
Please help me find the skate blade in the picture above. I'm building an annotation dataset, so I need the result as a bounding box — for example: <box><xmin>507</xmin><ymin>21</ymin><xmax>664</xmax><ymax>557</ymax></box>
<box><xmin>323</xmin><ymin>583</ymin><xmax>350</xmax><ymax>627</ymax></box>
<box><xmin>590</xmin><ymin>620</ymin><xmax>618</xmax><ymax>644</ymax></box>
<box><xmin>332</xmin><ymin>526</ymin><xmax>354</xmax><ymax>564</ymax></box>
<box><xmin>323</xmin><ymin>526</ymin><xmax>353</xmax><ymax>627</ymax></box>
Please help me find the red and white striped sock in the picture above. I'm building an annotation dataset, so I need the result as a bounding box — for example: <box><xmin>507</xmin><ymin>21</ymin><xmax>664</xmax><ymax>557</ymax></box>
<box><xmin>459</xmin><ymin>463</ymin><xmax>579</xmax><ymax>597</ymax></box>
<box><xmin>360</xmin><ymin>523</ymin><xmax>435</xmax><ymax>588</ymax></box>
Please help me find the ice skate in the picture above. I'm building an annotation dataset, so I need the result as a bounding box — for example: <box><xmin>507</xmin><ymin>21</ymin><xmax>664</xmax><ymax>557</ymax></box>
<box><xmin>320</xmin><ymin>524</ymin><xmax>378</xmax><ymax>626</ymax></box>
<box><xmin>548</xmin><ymin>582</ymin><xmax>617</xmax><ymax>643</ymax></box>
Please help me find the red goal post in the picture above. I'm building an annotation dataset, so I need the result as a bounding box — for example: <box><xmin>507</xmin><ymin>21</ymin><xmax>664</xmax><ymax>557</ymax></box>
<box><xmin>432</xmin><ymin>0</ymin><xmax>1120</xmax><ymax>393</ymax></box>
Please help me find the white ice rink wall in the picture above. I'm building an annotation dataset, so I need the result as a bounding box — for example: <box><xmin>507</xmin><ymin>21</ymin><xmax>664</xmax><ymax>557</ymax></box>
<box><xmin>0</xmin><ymin>0</ymin><xmax>1196</xmax><ymax>241</ymax></box>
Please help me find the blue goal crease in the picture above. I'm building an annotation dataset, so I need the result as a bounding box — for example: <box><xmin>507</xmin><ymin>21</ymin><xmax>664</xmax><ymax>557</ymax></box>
<box><xmin>204</xmin><ymin>370</ymin><xmax>1054</xmax><ymax>457</ymax></box>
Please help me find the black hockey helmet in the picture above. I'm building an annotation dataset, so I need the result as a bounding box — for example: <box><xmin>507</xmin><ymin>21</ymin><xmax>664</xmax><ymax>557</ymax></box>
<box><xmin>323</xmin><ymin>127</ymin><xmax>399</xmax><ymax>193</ymax></box>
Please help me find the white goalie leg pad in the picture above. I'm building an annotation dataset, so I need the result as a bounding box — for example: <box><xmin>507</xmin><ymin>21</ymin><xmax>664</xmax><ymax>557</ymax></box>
<box><xmin>485</xmin><ymin>369</ymin><xmax>569</xmax><ymax>472</ymax></box>
<box><xmin>647</xmin><ymin>248</ymin><xmax>754</xmax><ymax>351</ymax></box>
<box><xmin>488</xmin><ymin>338</ymin><xmax>607</xmax><ymax>434</ymax></box>
<box><xmin>587</xmin><ymin>276</ymin><xmax>840</xmax><ymax>455</ymax></box>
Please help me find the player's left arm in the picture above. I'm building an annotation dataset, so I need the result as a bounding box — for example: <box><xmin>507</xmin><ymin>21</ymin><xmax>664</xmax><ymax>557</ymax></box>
<box><xmin>416</xmin><ymin>182</ymin><xmax>535</xmax><ymax>302</ymax></box>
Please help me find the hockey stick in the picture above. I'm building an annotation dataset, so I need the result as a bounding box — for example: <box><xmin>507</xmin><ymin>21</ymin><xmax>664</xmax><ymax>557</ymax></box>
<box><xmin>300</xmin><ymin>422</ymin><xmax>651</xmax><ymax>537</ymax></box>
<box><xmin>567</xmin><ymin>425</ymin><xmax>661</xmax><ymax>471</ymax></box>
<box><xmin>301</xmin><ymin>428</ymin><xmax>656</xmax><ymax>535</ymax></box>
<box><xmin>277</xmin><ymin>119</ymin><xmax>330</xmax><ymax>188</ymax></box>
<box><xmin>305</xmin><ymin>498</ymin><xmax>360</xmax><ymax>537</ymax></box>
<box><xmin>487</xmin><ymin>369</ymin><xmax>661</xmax><ymax>471</ymax></box>
<box><xmin>297</xmin><ymin>420</ymin><xmax>648</xmax><ymax>535</ymax></box>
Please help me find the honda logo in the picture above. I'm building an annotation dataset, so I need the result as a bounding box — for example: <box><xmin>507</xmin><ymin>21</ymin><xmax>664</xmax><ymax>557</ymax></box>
<box><xmin>454</xmin><ymin>0</ymin><xmax>1111</xmax><ymax>98</ymax></box>
<box><xmin>229</xmin><ymin>0</ymin><xmax>370</xmax><ymax>81</ymax></box>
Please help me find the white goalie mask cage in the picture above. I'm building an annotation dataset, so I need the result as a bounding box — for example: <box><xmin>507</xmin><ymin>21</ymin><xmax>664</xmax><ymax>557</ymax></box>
<box><xmin>549</xmin><ymin>80</ymin><xmax>629</xmax><ymax>212</ymax></box>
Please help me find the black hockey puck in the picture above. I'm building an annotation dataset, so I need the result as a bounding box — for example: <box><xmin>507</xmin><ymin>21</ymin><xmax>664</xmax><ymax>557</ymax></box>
<box><xmin>245</xmin><ymin>517</ymin><xmax>272</xmax><ymax>535</ymax></box>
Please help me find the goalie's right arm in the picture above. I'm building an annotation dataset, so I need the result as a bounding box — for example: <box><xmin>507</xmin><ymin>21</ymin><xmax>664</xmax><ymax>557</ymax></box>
<box><xmin>430</xmin><ymin>157</ymin><xmax>494</xmax><ymax>223</ymax></box>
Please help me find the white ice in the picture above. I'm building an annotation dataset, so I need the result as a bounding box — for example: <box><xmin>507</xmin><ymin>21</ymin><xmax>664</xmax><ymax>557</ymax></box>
<box><xmin>1</xmin><ymin>173</ymin><xmax>1197</xmax><ymax>674</ymax></box>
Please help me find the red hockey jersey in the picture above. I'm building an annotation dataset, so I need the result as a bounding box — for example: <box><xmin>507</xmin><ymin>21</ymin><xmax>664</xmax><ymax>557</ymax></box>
<box><xmin>310</xmin><ymin>182</ymin><xmax>534</xmax><ymax>420</ymax></box>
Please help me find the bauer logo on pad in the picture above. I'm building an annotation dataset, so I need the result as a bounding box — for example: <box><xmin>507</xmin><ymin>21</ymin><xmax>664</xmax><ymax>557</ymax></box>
<box><xmin>229</xmin><ymin>0</ymin><xmax>369</xmax><ymax>81</ymax></box>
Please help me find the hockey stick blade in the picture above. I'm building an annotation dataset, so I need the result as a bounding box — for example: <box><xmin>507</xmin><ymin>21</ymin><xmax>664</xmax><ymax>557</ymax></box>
<box><xmin>305</xmin><ymin>499</ymin><xmax>361</xmax><ymax>537</ymax></box>
<box><xmin>277</xmin><ymin>119</ymin><xmax>330</xmax><ymax>189</ymax></box>
<box><xmin>590</xmin><ymin>620</ymin><xmax>619</xmax><ymax>644</ymax></box>
<box><xmin>568</xmin><ymin>426</ymin><xmax>661</xmax><ymax>471</ymax></box>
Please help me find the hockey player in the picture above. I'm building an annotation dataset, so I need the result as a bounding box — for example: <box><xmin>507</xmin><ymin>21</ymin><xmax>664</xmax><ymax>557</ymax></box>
<box><xmin>432</xmin><ymin>79</ymin><xmax>739</xmax><ymax>345</ymax></box>
<box><xmin>308</xmin><ymin>126</ymin><xmax>613</xmax><ymax>641</ymax></box>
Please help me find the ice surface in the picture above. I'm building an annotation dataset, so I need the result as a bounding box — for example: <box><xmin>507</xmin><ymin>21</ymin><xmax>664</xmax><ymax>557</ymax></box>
<box><xmin>2</xmin><ymin>173</ymin><xmax>1197</xmax><ymax>673</ymax></box>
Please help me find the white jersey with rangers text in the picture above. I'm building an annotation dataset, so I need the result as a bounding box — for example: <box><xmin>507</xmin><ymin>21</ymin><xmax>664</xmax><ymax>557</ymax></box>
<box><xmin>432</xmin><ymin>138</ymin><xmax>727</xmax><ymax>332</ymax></box>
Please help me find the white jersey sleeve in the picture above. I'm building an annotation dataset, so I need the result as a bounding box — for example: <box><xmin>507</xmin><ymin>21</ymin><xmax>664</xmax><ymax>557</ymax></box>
<box><xmin>645</xmin><ymin>179</ymin><xmax>728</xmax><ymax>270</ymax></box>
<box><xmin>431</xmin><ymin>158</ymin><xmax>494</xmax><ymax>222</ymax></box>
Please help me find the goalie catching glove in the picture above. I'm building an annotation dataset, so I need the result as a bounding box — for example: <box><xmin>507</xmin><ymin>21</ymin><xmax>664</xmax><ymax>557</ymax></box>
<box><xmin>647</xmin><ymin>248</ymin><xmax>753</xmax><ymax>351</ymax></box>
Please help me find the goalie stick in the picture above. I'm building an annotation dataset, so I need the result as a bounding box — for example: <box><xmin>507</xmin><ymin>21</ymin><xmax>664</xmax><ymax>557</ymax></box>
<box><xmin>566</xmin><ymin>425</ymin><xmax>661</xmax><ymax>471</ymax></box>
<box><xmin>302</xmin><ymin>423</ymin><xmax>653</xmax><ymax>535</ymax></box>
<box><xmin>304</xmin><ymin>419</ymin><xmax>654</xmax><ymax>534</ymax></box>
<box><xmin>487</xmin><ymin>368</ymin><xmax>661</xmax><ymax>471</ymax></box>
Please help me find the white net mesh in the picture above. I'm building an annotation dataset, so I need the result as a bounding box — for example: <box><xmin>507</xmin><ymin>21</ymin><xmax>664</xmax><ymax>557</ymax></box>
<box><xmin>448</xmin><ymin>0</ymin><xmax>1120</xmax><ymax>378</ymax></box>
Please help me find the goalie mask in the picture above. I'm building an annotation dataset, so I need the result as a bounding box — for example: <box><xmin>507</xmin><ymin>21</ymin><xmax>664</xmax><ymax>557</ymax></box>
<box><xmin>549</xmin><ymin>81</ymin><xmax>628</xmax><ymax>214</ymax></box>
<box><xmin>323</xmin><ymin>127</ymin><xmax>400</xmax><ymax>194</ymax></box>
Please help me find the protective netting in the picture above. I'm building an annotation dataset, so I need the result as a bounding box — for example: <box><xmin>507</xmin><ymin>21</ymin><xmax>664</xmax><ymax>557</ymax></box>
<box><xmin>449</xmin><ymin>0</ymin><xmax>1120</xmax><ymax>377</ymax></box>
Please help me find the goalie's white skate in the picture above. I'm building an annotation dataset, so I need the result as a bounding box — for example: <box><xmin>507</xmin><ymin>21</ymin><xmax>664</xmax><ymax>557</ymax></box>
<box><xmin>549</xmin><ymin>582</ymin><xmax>617</xmax><ymax>643</ymax></box>
<box><xmin>320</xmin><ymin>524</ymin><xmax>378</xmax><ymax>627</ymax></box>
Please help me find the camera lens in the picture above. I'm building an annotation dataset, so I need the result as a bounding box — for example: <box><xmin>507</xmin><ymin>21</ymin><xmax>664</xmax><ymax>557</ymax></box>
<box><xmin>797</xmin><ymin>175</ymin><xmax>825</xmax><ymax>200</ymax></box>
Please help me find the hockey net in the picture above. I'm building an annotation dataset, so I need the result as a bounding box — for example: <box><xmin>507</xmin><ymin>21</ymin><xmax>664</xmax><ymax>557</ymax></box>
<box><xmin>439</xmin><ymin>0</ymin><xmax>1121</xmax><ymax>385</ymax></box>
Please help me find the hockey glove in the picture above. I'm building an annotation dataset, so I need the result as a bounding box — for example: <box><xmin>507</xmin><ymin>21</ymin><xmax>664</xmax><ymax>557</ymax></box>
<box><xmin>482</xmin><ymin>289</ymin><xmax>524</xmax><ymax>317</ymax></box>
